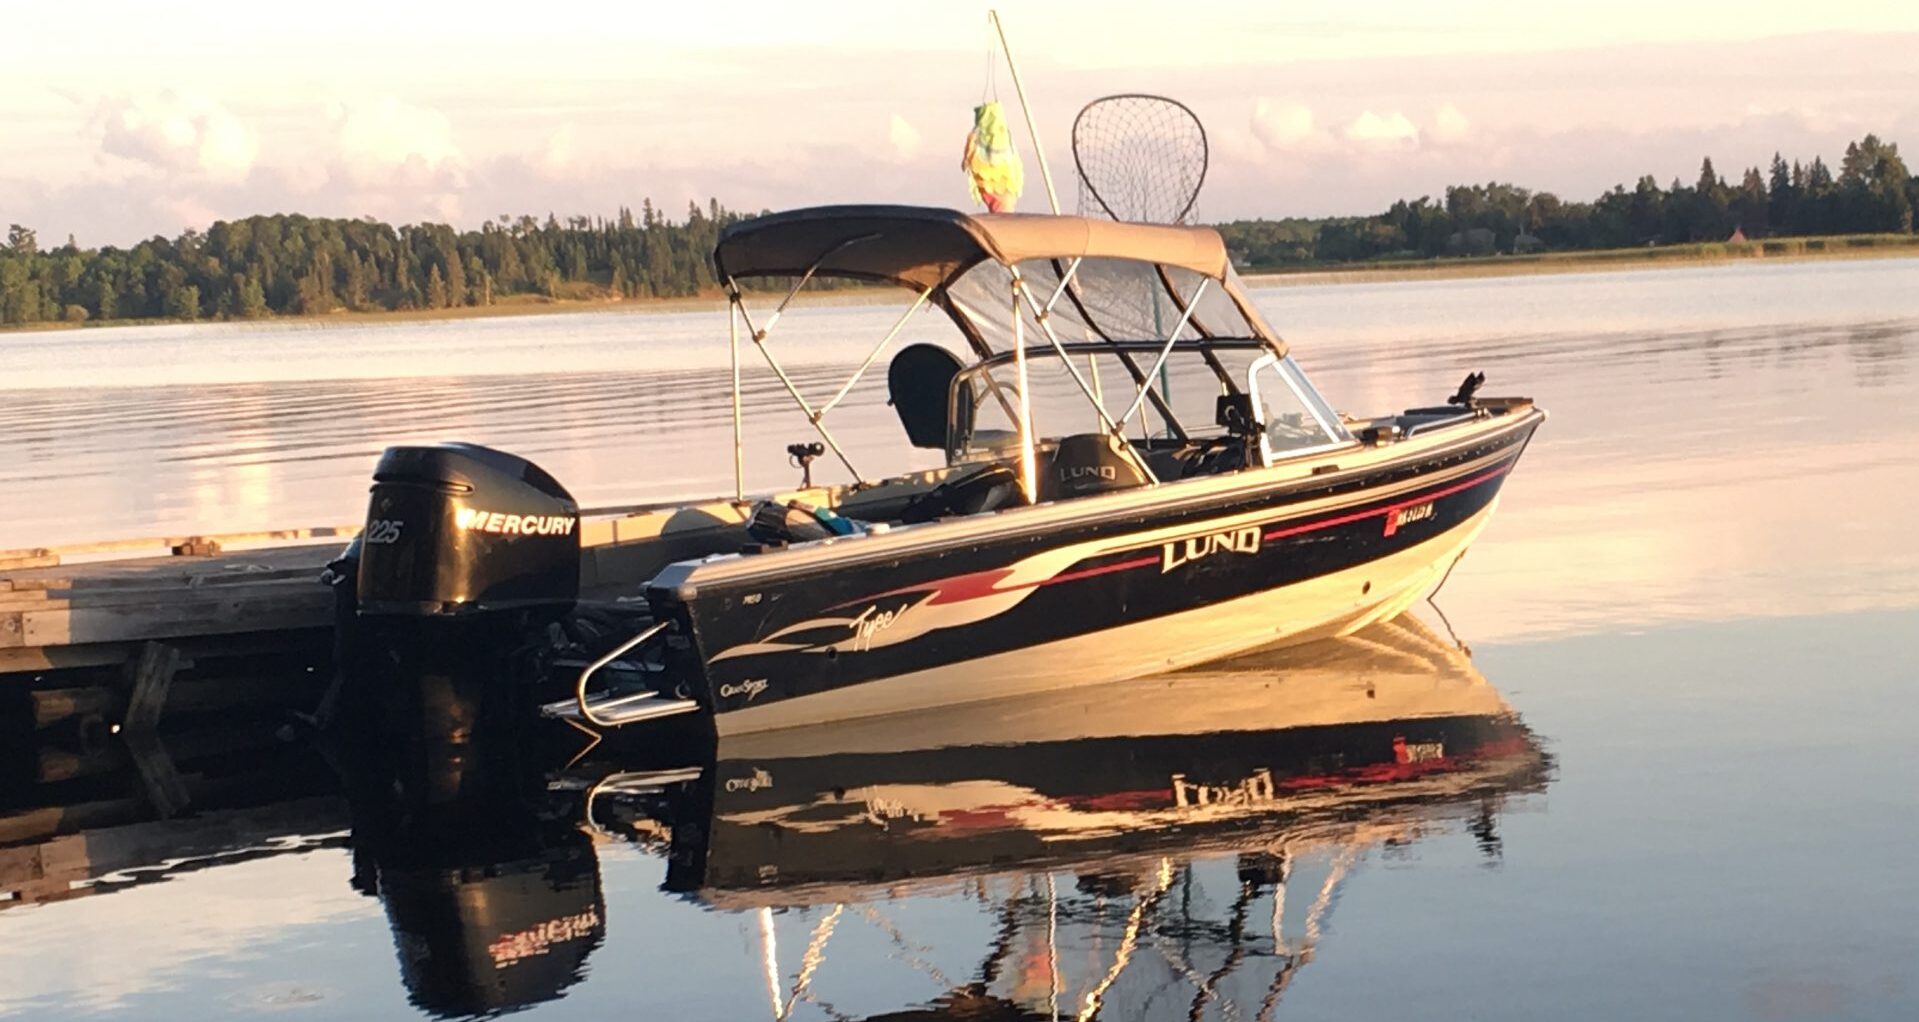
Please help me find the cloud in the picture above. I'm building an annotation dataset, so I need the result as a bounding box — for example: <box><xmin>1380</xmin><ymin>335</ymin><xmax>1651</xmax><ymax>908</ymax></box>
<box><xmin>98</xmin><ymin>91</ymin><xmax>259</xmax><ymax>183</ymax></box>
<box><xmin>0</xmin><ymin>851</ymin><xmax>371</xmax><ymax>1016</ymax></box>
<box><xmin>539</xmin><ymin>124</ymin><xmax>577</xmax><ymax>176</ymax></box>
<box><xmin>1250</xmin><ymin>99</ymin><xmax>1331</xmax><ymax>152</ymax></box>
<box><xmin>300</xmin><ymin>96</ymin><xmax>472</xmax><ymax>224</ymax></box>
<box><xmin>1431</xmin><ymin>103</ymin><xmax>1471</xmax><ymax>144</ymax></box>
<box><xmin>334</xmin><ymin>96</ymin><xmax>464</xmax><ymax>189</ymax></box>
<box><xmin>1343</xmin><ymin>110</ymin><xmax>1419</xmax><ymax>148</ymax></box>
<box><xmin>888</xmin><ymin>113</ymin><xmax>921</xmax><ymax>159</ymax></box>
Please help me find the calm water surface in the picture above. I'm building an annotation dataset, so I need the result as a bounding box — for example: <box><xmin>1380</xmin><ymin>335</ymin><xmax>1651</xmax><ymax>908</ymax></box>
<box><xmin>2</xmin><ymin>257</ymin><xmax>1916</xmax><ymax>1019</ymax></box>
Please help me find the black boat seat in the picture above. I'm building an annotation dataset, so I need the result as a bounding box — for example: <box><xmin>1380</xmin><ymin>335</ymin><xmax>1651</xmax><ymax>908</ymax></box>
<box><xmin>1041</xmin><ymin>433</ymin><xmax>1150</xmax><ymax>502</ymax></box>
<box><xmin>1142</xmin><ymin>444</ymin><xmax>1199</xmax><ymax>481</ymax></box>
<box><xmin>898</xmin><ymin>463</ymin><xmax>1023</xmax><ymax>523</ymax></box>
<box><xmin>888</xmin><ymin>344</ymin><xmax>971</xmax><ymax>449</ymax></box>
<box><xmin>1143</xmin><ymin>439</ymin><xmax>1250</xmax><ymax>480</ymax></box>
<box><xmin>746</xmin><ymin>500</ymin><xmax>868</xmax><ymax>545</ymax></box>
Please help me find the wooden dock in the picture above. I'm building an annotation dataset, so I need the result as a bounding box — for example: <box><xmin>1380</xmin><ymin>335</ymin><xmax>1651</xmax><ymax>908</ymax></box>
<box><xmin>0</xmin><ymin>489</ymin><xmax>847</xmax><ymax>743</ymax></box>
<box><xmin>1</xmin><ymin>528</ymin><xmax>351</xmax><ymax>676</ymax></box>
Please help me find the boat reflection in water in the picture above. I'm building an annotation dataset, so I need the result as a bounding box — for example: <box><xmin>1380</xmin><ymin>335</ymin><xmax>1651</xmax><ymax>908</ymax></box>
<box><xmin>340</xmin><ymin>611</ymin><xmax>1549</xmax><ymax>1019</ymax></box>
<box><xmin>330</xmin><ymin>667</ymin><xmax>616</xmax><ymax>1019</ymax></box>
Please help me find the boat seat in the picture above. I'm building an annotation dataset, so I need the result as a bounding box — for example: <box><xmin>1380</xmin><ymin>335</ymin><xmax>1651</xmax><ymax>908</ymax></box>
<box><xmin>888</xmin><ymin>343</ymin><xmax>971</xmax><ymax>449</ymax></box>
<box><xmin>746</xmin><ymin>500</ymin><xmax>868</xmax><ymax>546</ymax></box>
<box><xmin>1041</xmin><ymin>433</ymin><xmax>1151</xmax><ymax>502</ymax></box>
<box><xmin>897</xmin><ymin>463</ymin><xmax>1023</xmax><ymax>523</ymax></box>
<box><xmin>1394</xmin><ymin>407</ymin><xmax>1478</xmax><ymax>436</ymax></box>
<box><xmin>1142</xmin><ymin>443</ymin><xmax>1205</xmax><ymax>480</ymax></box>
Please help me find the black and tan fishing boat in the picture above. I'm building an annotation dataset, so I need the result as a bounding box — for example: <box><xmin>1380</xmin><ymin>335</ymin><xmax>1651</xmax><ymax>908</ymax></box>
<box><xmin>333</xmin><ymin>204</ymin><xmax>1544</xmax><ymax>734</ymax></box>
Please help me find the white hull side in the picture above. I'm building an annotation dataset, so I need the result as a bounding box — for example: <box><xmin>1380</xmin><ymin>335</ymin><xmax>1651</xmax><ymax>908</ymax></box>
<box><xmin>714</xmin><ymin>500</ymin><xmax>1498</xmax><ymax>735</ymax></box>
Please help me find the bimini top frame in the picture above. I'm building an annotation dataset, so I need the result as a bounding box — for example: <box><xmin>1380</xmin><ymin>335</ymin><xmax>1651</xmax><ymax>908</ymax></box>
<box><xmin>714</xmin><ymin>205</ymin><xmax>1233</xmax><ymax>292</ymax></box>
<box><xmin>714</xmin><ymin>204</ymin><xmax>1290</xmax><ymax>502</ymax></box>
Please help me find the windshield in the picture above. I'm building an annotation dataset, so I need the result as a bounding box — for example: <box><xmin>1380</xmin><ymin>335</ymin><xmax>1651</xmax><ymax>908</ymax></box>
<box><xmin>947</xmin><ymin>343</ymin><xmax>1275</xmax><ymax>460</ymax></box>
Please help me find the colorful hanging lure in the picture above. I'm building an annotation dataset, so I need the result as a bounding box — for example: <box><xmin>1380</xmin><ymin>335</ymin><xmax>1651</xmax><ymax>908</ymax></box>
<box><xmin>962</xmin><ymin>101</ymin><xmax>1024</xmax><ymax>214</ymax></box>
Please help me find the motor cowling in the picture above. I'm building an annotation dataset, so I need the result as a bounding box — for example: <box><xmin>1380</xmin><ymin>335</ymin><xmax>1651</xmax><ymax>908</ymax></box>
<box><xmin>356</xmin><ymin>443</ymin><xmax>581</xmax><ymax>617</ymax></box>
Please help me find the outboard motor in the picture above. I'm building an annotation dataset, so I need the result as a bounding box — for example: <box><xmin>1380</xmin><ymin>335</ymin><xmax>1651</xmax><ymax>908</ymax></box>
<box><xmin>356</xmin><ymin>443</ymin><xmax>581</xmax><ymax>619</ymax></box>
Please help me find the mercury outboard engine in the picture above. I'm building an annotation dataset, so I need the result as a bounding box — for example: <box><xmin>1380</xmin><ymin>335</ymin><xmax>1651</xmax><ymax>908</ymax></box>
<box><xmin>355</xmin><ymin>443</ymin><xmax>581</xmax><ymax>619</ymax></box>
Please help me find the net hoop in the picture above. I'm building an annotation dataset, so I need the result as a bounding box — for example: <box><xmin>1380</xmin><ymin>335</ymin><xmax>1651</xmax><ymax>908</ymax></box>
<box><xmin>1071</xmin><ymin>93</ymin><xmax>1210</xmax><ymax>225</ymax></box>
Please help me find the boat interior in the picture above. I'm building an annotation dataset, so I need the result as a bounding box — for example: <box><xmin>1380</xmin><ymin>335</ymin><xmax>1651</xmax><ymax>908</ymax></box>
<box><xmin>555</xmin><ymin>206</ymin><xmax>1530</xmax><ymax>598</ymax></box>
<box><xmin>572</xmin><ymin>340</ymin><xmax>1526</xmax><ymax>601</ymax></box>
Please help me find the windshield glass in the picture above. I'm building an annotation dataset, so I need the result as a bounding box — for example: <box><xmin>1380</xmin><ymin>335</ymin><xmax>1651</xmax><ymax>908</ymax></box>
<box><xmin>951</xmin><ymin>345</ymin><xmax>1273</xmax><ymax>459</ymax></box>
<box><xmin>1248</xmin><ymin>355</ymin><xmax>1351</xmax><ymax>462</ymax></box>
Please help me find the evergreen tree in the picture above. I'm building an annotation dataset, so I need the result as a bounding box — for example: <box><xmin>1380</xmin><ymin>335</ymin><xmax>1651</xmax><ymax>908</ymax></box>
<box><xmin>1768</xmin><ymin>153</ymin><xmax>1796</xmax><ymax>232</ymax></box>
<box><xmin>1733</xmin><ymin>168</ymin><xmax>1768</xmax><ymax>236</ymax></box>
<box><xmin>1627</xmin><ymin>175</ymin><xmax>1664</xmax><ymax>243</ymax></box>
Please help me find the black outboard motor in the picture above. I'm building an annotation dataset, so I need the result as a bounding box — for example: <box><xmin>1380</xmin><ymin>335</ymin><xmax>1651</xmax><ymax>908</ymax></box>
<box><xmin>356</xmin><ymin>443</ymin><xmax>581</xmax><ymax>619</ymax></box>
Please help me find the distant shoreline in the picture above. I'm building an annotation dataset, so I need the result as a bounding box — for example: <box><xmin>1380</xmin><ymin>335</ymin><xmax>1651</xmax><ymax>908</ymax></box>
<box><xmin>0</xmin><ymin>287</ymin><xmax>913</xmax><ymax>334</ymax></box>
<box><xmin>6</xmin><ymin>236</ymin><xmax>1917</xmax><ymax>333</ymax></box>
<box><xmin>1243</xmin><ymin>235</ymin><xmax>1919</xmax><ymax>287</ymax></box>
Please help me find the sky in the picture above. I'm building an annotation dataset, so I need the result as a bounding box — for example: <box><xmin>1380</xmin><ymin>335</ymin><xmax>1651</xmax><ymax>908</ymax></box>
<box><xmin>4</xmin><ymin>0</ymin><xmax>1918</xmax><ymax>245</ymax></box>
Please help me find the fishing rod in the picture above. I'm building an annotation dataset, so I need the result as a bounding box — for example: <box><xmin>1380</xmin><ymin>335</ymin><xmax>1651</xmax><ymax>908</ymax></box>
<box><xmin>988</xmin><ymin>9</ymin><xmax>1061</xmax><ymax>214</ymax></box>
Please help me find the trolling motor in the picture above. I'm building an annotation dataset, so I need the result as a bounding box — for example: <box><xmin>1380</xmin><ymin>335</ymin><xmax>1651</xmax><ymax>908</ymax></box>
<box><xmin>786</xmin><ymin>441</ymin><xmax>825</xmax><ymax>488</ymax></box>
<box><xmin>1448</xmin><ymin>371</ymin><xmax>1487</xmax><ymax>409</ymax></box>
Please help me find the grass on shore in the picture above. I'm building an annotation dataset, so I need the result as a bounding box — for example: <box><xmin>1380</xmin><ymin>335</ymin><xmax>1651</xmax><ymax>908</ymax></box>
<box><xmin>1245</xmin><ymin>233</ymin><xmax>1919</xmax><ymax>286</ymax></box>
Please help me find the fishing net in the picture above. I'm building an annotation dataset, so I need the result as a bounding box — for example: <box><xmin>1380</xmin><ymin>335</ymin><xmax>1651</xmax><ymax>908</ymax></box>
<box><xmin>1072</xmin><ymin>94</ymin><xmax>1209</xmax><ymax>225</ymax></box>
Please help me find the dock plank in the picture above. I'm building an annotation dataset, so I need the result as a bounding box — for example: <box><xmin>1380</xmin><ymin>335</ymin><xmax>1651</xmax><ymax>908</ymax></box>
<box><xmin>0</xmin><ymin>543</ymin><xmax>339</xmax><ymax>661</ymax></box>
<box><xmin>0</xmin><ymin>543</ymin><xmax>340</xmax><ymax>593</ymax></box>
<box><xmin>9</xmin><ymin>582</ymin><xmax>333</xmax><ymax>650</ymax></box>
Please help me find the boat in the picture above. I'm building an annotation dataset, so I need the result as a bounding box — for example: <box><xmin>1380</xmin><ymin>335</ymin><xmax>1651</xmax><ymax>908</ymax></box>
<box><xmin>331</xmin><ymin>204</ymin><xmax>1544</xmax><ymax>735</ymax></box>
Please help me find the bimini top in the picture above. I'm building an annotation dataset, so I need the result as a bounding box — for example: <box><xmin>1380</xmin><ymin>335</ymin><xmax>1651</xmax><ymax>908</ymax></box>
<box><xmin>714</xmin><ymin>204</ymin><xmax>1233</xmax><ymax>289</ymax></box>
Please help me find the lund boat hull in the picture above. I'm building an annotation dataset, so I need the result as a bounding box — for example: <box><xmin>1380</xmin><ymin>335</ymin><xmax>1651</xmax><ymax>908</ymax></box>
<box><xmin>648</xmin><ymin>411</ymin><xmax>1541</xmax><ymax>735</ymax></box>
<box><xmin>711</xmin><ymin>501</ymin><xmax>1497</xmax><ymax>734</ymax></box>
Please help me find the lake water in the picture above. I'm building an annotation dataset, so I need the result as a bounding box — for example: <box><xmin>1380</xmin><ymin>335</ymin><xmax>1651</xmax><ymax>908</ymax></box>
<box><xmin>2</xmin><ymin>257</ymin><xmax>1917</xmax><ymax>1019</ymax></box>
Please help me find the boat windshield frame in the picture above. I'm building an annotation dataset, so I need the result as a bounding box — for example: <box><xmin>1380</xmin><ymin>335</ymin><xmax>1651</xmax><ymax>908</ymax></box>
<box><xmin>715</xmin><ymin>205</ymin><xmax>1302</xmax><ymax>503</ymax></box>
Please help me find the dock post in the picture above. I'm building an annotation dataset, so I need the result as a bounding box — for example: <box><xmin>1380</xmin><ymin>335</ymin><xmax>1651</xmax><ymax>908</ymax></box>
<box><xmin>122</xmin><ymin>641</ymin><xmax>182</xmax><ymax>733</ymax></box>
<box><xmin>123</xmin><ymin>734</ymin><xmax>189</xmax><ymax>819</ymax></box>
<box><xmin>120</xmin><ymin>641</ymin><xmax>190</xmax><ymax>817</ymax></box>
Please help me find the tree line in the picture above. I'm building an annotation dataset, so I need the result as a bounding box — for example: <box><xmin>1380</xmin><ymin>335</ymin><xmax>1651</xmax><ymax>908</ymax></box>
<box><xmin>0</xmin><ymin>199</ymin><xmax>746</xmax><ymax>327</ymax></box>
<box><xmin>1219</xmin><ymin>133</ymin><xmax>1916</xmax><ymax>266</ymax></box>
<box><xmin>2</xmin><ymin>133</ymin><xmax>1914</xmax><ymax>327</ymax></box>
